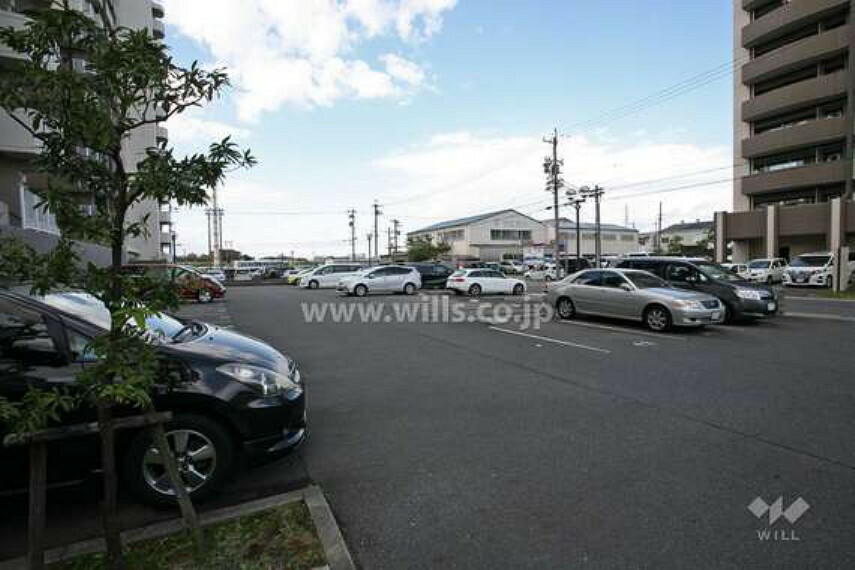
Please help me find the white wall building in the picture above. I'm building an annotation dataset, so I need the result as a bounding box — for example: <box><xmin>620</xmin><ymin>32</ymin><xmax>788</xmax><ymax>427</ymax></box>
<box><xmin>408</xmin><ymin>209</ymin><xmax>547</xmax><ymax>262</ymax></box>
<box><xmin>542</xmin><ymin>218</ymin><xmax>640</xmax><ymax>256</ymax></box>
<box><xmin>0</xmin><ymin>0</ymin><xmax>171</xmax><ymax>262</ymax></box>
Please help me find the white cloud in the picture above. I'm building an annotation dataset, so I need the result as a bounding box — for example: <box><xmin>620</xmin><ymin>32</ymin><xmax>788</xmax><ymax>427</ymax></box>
<box><xmin>166</xmin><ymin>113</ymin><xmax>250</xmax><ymax>148</ymax></box>
<box><xmin>381</xmin><ymin>53</ymin><xmax>426</xmax><ymax>86</ymax></box>
<box><xmin>164</xmin><ymin>0</ymin><xmax>454</xmax><ymax>121</ymax></box>
<box><xmin>373</xmin><ymin>131</ymin><xmax>732</xmax><ymax>234</ymax></box>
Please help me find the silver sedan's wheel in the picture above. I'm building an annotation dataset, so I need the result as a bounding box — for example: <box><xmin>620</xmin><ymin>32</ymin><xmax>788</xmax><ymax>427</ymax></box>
<box><xmin>404</xmin><ymin>283</ymin><xmax>416</xmax><ymax>295</ymax></box>
<box><xmin>556</xmin><ymin>297</ymin><xmax>575</xmax><ymax>320</ymax></box>
<box><xmin>143</xmin><ymin>429</ymin><xmax>217</xmax><ymax>496</ymax></box>
<box><xmin>644</xmin><ymin>305</ymin><xmax>671</xmax><ymax>332</ymax></box>
<box><xmin>354</xmin><ymin>284</ymin><xmax>368</xmax><ymax>297</ymax></box>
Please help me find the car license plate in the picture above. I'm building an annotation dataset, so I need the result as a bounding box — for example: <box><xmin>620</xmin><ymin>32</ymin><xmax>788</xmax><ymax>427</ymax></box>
<box><xmin>767</xmin><ymin>302</ymin><xmax>776</xmax><ymax>312</ymax></box>
<box><xmin>711</xmin><ymin>311</ymin><xmax>721</xmax><ymax>321</ymax></box>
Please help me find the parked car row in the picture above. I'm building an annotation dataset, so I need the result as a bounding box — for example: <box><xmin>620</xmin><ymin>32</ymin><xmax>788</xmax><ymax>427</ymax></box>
<box><xmin>545</xmin><ymin>257</ymin><xmax>780</xmax><ymax>332</ymax></box>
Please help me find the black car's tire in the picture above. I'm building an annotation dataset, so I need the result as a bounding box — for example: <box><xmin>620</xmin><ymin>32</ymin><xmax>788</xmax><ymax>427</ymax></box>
<box><xmin>197</xmin><ymin>288</ymin><xmax>213</xmax><ymax>303</ymax></box>
<box><xmin>308</xmin><ymin>280</ymin><xmax>320</xmax><ymax>290</ymax></box>
<box><xmin>556</xmin><ymin>297</ymin><xmax>575</xmax><ymax>320</ymax></box>
<box><xmin>404</xmin><ymin>283</ymin><xmax>416</xmax><ymax>295</ymax></box>
<box><xmin>643</xmin><ymin>304</ymin><xmax>672</xmax><ymax>332</ymax></box>
<box><xmin>123</xmin><ymin>414</ymin><xmax>237</xmax><ymax>508</ymax></box>
<box><xmin>354</xmin><ymin>284</ymin><xmax>368</xmax><ymax>297</ymax></box>
<box><xmin>468</xmin><ymin>284</ymin><xmax>482</xmax><ymax>297</ymax></box>
<box><xmin>512</xmin><ymin>284</ymin><xmax>524</xmax><ymax>296</ymax></box>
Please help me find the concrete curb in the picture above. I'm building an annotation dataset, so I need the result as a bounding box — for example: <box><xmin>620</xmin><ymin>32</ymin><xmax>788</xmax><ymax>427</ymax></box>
<box><xmin>0</xmin><ymin>485</ymin><xmax>353</xmax><ymax>570</ymax></box>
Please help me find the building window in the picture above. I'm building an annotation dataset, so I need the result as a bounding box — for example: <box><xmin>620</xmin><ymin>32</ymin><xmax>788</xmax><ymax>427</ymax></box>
<box><xmin>161</xmin><ymin>243</ymin><xmax>172</xmax><ymax>256</ymax></box>
<box><xmin>20</xmin><ymin>184</ymin><xmax>59</xmax><ymax>235</ymax></box>
<box><xmin>751</xmin><ymin>0</ymin><xmax>784</xmax><ymax>21</ymax></box>
<box><xmin>439</xmin><ymin>229</ymin><xmax>464</xmax><ymax>242</ymax></box>
<box><xmin>620</xmin><ymin>234</ymin><xmax>636</xmax><ymax>242</ymax></box>
<box><xmin>490</xmin><ymin>229</ymin><xmax>531</xmax><ymax>241</ymax></box>
<box><xmin>160</xmin><ymin>221</ymin><xmax>171</xmax><ymax>234</ymax></box>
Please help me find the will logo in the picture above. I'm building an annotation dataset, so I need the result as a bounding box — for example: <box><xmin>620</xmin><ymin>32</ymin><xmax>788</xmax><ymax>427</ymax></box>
<box><xmin>748</xmin><ymin>496</ymin><xmax>810</xmax><ymax>541</ymax></box>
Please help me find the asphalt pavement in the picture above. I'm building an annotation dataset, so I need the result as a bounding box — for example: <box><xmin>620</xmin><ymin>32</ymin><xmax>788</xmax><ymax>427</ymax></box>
<box><xmin>222</xmin><ymin>286</ymin><xmax>855</xmax><ymax>569</ymax></box>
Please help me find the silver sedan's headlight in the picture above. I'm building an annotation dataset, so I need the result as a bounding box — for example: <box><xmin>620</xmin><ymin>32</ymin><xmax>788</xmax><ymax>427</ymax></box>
<box><xmin>217</xmin><ymin>363</ymin><xmax>298</xmax><ymax>396</ymax></box>
<box><xmin>674</xmin><ymin>299</ymin><xmax>705</xmax><ymax>310</ymax></box>
<box><xmin>735</xmin><ymin>288</ymin><xmax>762</xmax><ymax>300</ymax></box>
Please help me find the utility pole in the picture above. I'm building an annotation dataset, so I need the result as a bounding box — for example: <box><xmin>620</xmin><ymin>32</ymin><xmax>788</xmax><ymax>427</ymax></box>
<box><xmin>366</xmin><ymin>233</ymin><xmax>373</xmax><ymax>265</ymax></box>
<box><xmin>543</xmin><ymin>128</ymin><xmax>564</xmax><ymax>279</ymax></box>
<box><xmin>208</xmin><ymin>184</ymin><xmax>223</xmax><ymax>268</ymax></box>
<box><xmin>392</xmin><ymin>219</ymin><xmax>401</xmax><ymax>262</ymax></box>
<box><xmin>565</xmin><ymin>189</ymin><xmax>586</xmax><ymax>260</ymax></box>
<box><xmin>372</xmin><ymin>201</ymin><xmax>382</xmax><ymax>264</ymax></box>
<box><xmin>386</xmin><ymin>227</ymin><xmax>393</xmax><ymax>261</ymax></box>
<box><xmin>656</xmin><ymin>202</ymin><xmax>663</xmax><ymax>254</ymax></box>
<box><xmin>347</xmin><ymin>209</ymin><xmax>357</xmax><ymax>262</ymax></box>
<box><xmin>581</xmin><ymin>185</ymin><xmax>604</xmax><ymax>267</ymax></box>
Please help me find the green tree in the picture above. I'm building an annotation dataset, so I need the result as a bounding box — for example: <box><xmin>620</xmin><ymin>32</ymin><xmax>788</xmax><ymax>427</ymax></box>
<box><xmin>666</xmin><ymin>235</ymin><xmax>684</xmax><ymax>255</ymax></box>
<box><xmin>406</xmin><ymin>236</ymin><xmax>451</xmax><ymax>262</ymax></box>
<box><xmin>0</xmin><ymin>3</ymin><xmax>254</xmax><ymax>567</ymax></box>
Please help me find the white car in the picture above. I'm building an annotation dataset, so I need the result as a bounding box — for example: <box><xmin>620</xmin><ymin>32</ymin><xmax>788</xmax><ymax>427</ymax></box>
<box><xmin>721</xmin><ymin>263</ymin><xmax>749</xmax><ymax>279</ymax></box>
<box><xmin>299</xmin><ymin>263</ymin><xmax>363</xmax><ymax>289</ymax></box>
<box><xmin>783</xmin><ymin>252</ymin><xmax>855</xmax><ymax>288</ymax></box>
<box><xmin>746</xmin><ymin>258</ymin><xmax>787</xmax><ymax>284</ymax></box>
<box><xmin>199</xmin><ymin>267</ymin><xmax>226</xmax><ymax>283</ymax></box>
<box><xmin>447</xmin><ymin>268</ymin><xmax>526</xmax><ymax>296</ymax></box>
<box><xmin>499</xmin><ymin>260</ymin><xmax>525</xmax><ymax>275</ymax></box>
<box><xmin>525</xmin><ymin>264</ymin><xmax>562</xmax><ymax>281</ymax></box>
<box><xmin>336</xmin><ymin>265</ymin><xmax>421</xmax><ymax>296</ymax></box>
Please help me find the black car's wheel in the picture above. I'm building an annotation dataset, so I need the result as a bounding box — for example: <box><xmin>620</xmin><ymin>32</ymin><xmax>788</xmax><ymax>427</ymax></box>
<box><xmin>644</xmin><ymin>305</ymin><xmax>672</xmax><ymax>332</ymax></box>
<box><xmin>403</xmin><ymin>283</ymin><xmax>417</xmax><ymax>295</ymax></box>
<box><xmin>123</xmin><ymin>414</ymin><xmax>236</xmax><ymax>507</ymax></box>
<box><xmin>197</xmin><ymin>288</ymin><xmax>213</xmax><ymax>303</ymax></box>
<box><xmin>468</xmin><ymin>284</ymin><xmax>482</xmax><ymax>297</ymax></box>
<box><xmin>556</xmin><ymin>297</ymin><xmax>575</xmax><ymax>320</ymax></box>
<box><xmin>354</xmin><ymin>284</ymin><xmax>368</xmax><ymax>297</ymax></box>
<box><xmin>512</xmin><ymin>283</ymin><xmax>524</xmax><ymax>296</ymax></box>
<box><xmin>308</xmin><ymin>280</ymin><xmax>320</xmax><ymax>290</ymax></box>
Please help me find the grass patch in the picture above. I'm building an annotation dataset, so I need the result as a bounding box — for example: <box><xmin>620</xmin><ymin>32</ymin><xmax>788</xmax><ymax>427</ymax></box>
<box><xmin>52</xmin><ymin>501</ymin><xmax>326</xmax><ymax>570</ymax></box>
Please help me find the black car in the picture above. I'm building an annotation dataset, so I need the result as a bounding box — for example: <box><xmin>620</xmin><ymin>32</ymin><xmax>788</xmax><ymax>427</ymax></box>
<box><xmin>559</xmin><ymin>257</ymin><xmax>591</xmax><ymax>275</ymax></box>
<box><xmin>615</xmin><ymin>257</ymin><xmax>778</xmax><ymax>321</ymax></box>
<box><xmin>0</xmin><ymin>289</ymin><xmax>306</xmax><ymax>506</ymax></box>
<box><xmin>408</xmin><ymin>262</ymin><xmax>455</xmax><ymax>289</ymax></box>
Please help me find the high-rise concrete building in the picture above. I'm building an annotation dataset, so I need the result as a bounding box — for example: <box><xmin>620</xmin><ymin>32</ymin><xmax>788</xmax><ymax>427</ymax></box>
<box><xmin>721</xmin><ymin>0</ymin><xmax>855</xmax><ymax>262</ymax></box>
<box><xmin>0</xmin><ymin>0</ymin><xmax>172</xmax><ymax>263</ymax></box>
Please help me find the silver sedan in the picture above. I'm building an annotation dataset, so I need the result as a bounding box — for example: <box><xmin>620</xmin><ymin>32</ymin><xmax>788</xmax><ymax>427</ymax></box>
<box><xmin>546</xmin><ymin>269</ymin><xmax>724</xmax><ymax>332</ymax></box>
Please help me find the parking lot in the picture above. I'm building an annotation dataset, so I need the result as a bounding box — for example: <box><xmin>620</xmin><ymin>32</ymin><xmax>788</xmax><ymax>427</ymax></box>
<box><xmin>3</xmin><ymin>284</ymin><xmax>852</xmax><ymax>568</ymax></box>
<box><xmin>223</xmin><ymin>284</ymin><xmax>854</xmax><ymax>569</ymax></box>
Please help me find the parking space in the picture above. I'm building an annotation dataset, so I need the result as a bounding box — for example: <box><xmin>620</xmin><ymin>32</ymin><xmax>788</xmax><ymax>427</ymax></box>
<box><xmin>219</xmin><ymin>284</ymin><xmax>855</xmax><ymax>569</ymax></box>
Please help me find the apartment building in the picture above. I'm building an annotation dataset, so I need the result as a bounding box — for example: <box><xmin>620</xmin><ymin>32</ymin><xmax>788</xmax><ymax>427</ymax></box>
<box><xmin>720</xmin><ymin>0</ymin><xmax>855</xmax><ymax>263</ymax></box>
<box><xmin>0</xmin><ymin>0</ymin><xmax>172</xmax><ymax>263</ymax></box>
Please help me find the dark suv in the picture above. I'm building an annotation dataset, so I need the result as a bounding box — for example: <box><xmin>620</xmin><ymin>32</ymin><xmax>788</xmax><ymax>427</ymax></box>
<box><xmin>407</xmin><ymin>262</ymin><xmax>455</xmax><ymax>289</ymax></box>
<box><xmin>0</xmin><ymin>289</ymin><xmax>306</xmax><ymax>506</ymax></box>
<box><xmin>615</xmin><ymin>257</ymin><xmax>778</xmax><ymax>321</ymax></box>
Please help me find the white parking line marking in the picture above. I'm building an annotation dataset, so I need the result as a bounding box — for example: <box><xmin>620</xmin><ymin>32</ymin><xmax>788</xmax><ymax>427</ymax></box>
<box><xmin>557</xmin><ymin>319</ymin><xmax>687</xmax><ymax>341</ymax></box>
<box><xmin>781</xmin><ymin>312</ymin><xmax>855</xmax><ymax>322</ymax></box>
<box><xmin>488</xmin><ymin>326</ymin><xmax>612</xmax><ymax>354</ymax></box>
<box><xmin>784</xmin><ymin>296</ymin><xmax>855</xmax><ymax>304</ymax></box>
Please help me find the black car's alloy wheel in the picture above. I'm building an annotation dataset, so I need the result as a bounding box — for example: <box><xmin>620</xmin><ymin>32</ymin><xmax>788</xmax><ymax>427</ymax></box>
<box><xmin>124</xmin><ymin>414</ymin><xmax>236</xmax><ymax>507</ymax></box>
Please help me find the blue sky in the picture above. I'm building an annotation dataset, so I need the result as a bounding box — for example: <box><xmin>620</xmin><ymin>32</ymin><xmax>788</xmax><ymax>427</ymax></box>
<box><xmin>164</xmin><ymin>0</ymin><xmax>734</xmax><ymax>258</ymax></box>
